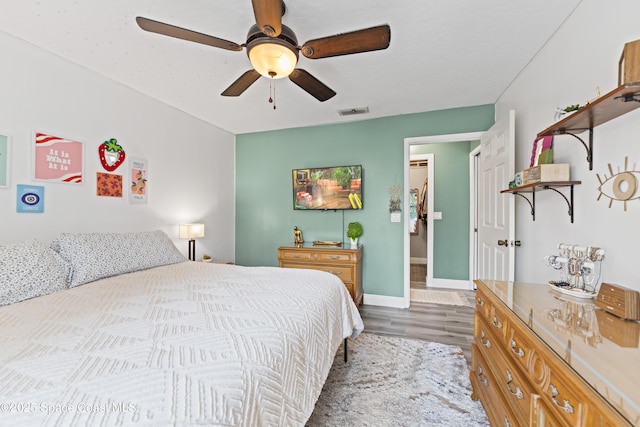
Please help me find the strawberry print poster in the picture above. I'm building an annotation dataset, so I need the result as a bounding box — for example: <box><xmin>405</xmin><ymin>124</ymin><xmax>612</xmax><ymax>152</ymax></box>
<box><xmin>33</xmin><ymin>132</ymin><xmax>83</xmax><ymax>184</ymax></box>
<box><xmin>129</xmin><ymin>157</ymin><xmax>147</xmax><ymax>204</ymax></box>
<box><xmin>96</xmin><ymin>172</ymin><xmax>123</xmax><ymax>197</ymax></box>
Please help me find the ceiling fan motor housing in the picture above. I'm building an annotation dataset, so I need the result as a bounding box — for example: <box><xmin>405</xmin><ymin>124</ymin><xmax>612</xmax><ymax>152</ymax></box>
<box><xmin>246</xmin><ymin>24</ymin><xmax>299</xmax><ymax>78</ymax></box>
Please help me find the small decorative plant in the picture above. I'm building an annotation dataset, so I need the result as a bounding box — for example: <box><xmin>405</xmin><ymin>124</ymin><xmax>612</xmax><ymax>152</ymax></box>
<box><xmin>202</xmin><ymin>254</ymin><xmax>212</xmax><ymax>263</ymax></box>
<box><xmin>563</xmin><ymin>103</ymin><xmax>581</xmax><ymax>112</ymax></box>
<box><xmin>347</xmin><ymin>222</ymin><xmax>363</xmax><ymax>239</ymax></box>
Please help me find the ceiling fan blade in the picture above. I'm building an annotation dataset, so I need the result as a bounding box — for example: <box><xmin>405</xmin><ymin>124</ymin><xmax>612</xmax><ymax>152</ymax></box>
<box><xmin>289</xmin><ymin>69</ymin><xmax>336</xmax><ymax>102</ymax></box>
<box><xmin>251</xmin><ymin>0</ymin><xmax>282</xmax><ymax>37</ymax></box>
<box><xmin>301</xmin><ymin>24</ymin><xmax>391</xmax><ymax>59</ymax></box>
<box><xmin>221</xmin><ymin>70</ymin><xmax>261</xmax><ymax>96</ymax></box>
<box><xmin>136</xmin><ymin>17</ymin><xmax>243</xmax><ymax>51</ymax></box>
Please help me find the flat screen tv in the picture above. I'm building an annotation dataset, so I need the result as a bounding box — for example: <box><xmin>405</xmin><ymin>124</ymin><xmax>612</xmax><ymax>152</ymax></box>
<box><xmin>293</xmin><ymin>165</ymin><xmax>363</xmax><ymax>210</ymax></box>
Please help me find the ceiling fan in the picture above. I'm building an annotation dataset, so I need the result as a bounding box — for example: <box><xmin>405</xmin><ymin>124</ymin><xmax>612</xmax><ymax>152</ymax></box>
<box><xmin>136</xmin><ymin>0</ymin><xmax>391</xmax><ymax>102</ymax></box>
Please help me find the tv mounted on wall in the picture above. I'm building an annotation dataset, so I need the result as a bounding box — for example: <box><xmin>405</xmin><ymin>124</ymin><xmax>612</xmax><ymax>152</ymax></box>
<box><xmin>293</xmin><ymin>165</ymin><xmax>363</xmax><ymax>210</ymax></box>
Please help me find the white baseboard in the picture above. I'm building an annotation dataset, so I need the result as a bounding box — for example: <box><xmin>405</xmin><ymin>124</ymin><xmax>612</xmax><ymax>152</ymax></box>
<box><xmin>363</xmin><ymin>293</ymin><xmax>407</xmax><ymax>308</ymax></box>
<box><xmin>410</xmin><ymin>257</ymin><xmax>427</xmax><ymax>264</ymax></box>
<box><xmin>429</xmin><ymin>278</ymin><xmax>472</xmax><ymax>290</ymax></box>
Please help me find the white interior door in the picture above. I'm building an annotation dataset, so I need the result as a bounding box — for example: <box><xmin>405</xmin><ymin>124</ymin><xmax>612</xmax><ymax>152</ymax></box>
<box><xmin>478</xmin><ymin>110</ymin><xmax>515</xmax><ymax>282</ymax></box>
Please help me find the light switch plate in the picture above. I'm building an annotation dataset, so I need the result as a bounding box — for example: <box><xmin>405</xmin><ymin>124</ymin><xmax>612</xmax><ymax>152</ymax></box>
<box><xmin>433</xmin><ymin>211</ymin><xmax>442</xmax><ymax>220</ymax></box>
<box><xmin>391</xmin><ymin>212</ymin><xmax>401</xmax><ymax>222</ymax></box>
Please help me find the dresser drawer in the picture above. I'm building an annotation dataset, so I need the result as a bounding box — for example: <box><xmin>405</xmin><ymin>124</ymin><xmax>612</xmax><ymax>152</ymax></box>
<box><xmin>471</xmin><ymin>345</ymin><xmax>520</xmax><ymax>427</ymax></box>
<box><xmin>476</xmin><ymin>314</ymin><xmax>533</xmax><ymax>425</ymax></box>
<box><xmin>544</xmin><ymin>369</ymin><xmax>584</xmax><ymax>426</ymax></box>
<box><xmin>280</xmin><ymin>262</ymin><xmax>354</xmax><ymax>282</ymax></box>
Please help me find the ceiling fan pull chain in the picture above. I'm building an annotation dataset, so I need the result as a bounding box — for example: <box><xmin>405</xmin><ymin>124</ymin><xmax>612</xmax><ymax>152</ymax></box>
<box><xmin>268</xmin><ymin>71</ymin><xmax>277</xmax><ymax>110</ymax></box>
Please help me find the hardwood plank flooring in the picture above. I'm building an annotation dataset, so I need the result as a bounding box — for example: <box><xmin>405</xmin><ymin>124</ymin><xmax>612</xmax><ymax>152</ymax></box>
<box><xmin>358</xmin><ymin>288</ymin><xmax>476</xmax><ymax>365</ymax></box>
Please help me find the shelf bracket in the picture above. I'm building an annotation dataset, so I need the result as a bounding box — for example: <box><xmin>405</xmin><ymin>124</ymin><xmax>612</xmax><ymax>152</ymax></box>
<box><xmin>510</xmin><ymin>185</ymin><xmax>575</xmax><ymax>223</ymax></box>
<box><xmin>542</xmin><ymin>185</ymin><xmax>575</xmax><ymax>223</ymax></box>
<box><xmin>555</xmin><ymin>128</ymin><xmax>593</xmax><ymax>170</ymax></box>
<box><xmin>513</xmin><ymin>191</ymin><xmax>535</xmax><ymax>221</ymax></box>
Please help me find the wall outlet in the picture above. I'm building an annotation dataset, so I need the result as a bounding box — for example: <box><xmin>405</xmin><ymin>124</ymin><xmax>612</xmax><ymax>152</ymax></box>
<box><xmin>390</xmin><ymin>212</ymin><xmax>401</xmax><ymax>222</ymax></box>
<box><xmin>433</xmin><ymin>211</ymin><xmax>443</xmax><ymax>220</ymax></box>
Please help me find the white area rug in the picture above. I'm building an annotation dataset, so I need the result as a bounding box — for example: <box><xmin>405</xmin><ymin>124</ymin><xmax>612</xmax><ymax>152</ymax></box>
<box><xmin>410</xmin><ymin>288</ymin><xmax>472</xmax><ymax>306</ymax></box>
<box><xmin>307</xmin><ymin>333</ymin><xmax>489</xmax><ymax>426</ymax></box>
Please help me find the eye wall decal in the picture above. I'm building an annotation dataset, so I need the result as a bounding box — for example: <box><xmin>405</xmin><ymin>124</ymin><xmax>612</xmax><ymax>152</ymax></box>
<box><xmin>596</xmin><ymin>156</ymin><xmax>640</xmax><ymax>211</ymax></box>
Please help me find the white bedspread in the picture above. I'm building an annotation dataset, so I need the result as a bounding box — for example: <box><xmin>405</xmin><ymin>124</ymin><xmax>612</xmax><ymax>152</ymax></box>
<box><xmin>0</xmin><ymin>261</ymin><xmax>363</xmax><ymax>426</ymax></box>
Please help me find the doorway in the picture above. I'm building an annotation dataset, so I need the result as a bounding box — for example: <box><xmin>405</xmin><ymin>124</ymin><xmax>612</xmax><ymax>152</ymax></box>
<box><xmin>409</xmin><ymin>154</ymin><xmax>431</xmax><ymax>291</ymax></box>
<box><xmin>403</xmin><ymin>132</ymin><xmax>484</xmax><ymax>308</ymax></box>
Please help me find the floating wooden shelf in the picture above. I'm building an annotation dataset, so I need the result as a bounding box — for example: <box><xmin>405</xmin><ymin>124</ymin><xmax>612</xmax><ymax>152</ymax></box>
<box><xmin>537</xmin><ymin>84</ymin><xmax>640</xmax><ymax>170</ymax></box>
<box><xmin>501</xmin><ymin>181</ymin><xmax>582</xmax><ymax>223</ymax></box>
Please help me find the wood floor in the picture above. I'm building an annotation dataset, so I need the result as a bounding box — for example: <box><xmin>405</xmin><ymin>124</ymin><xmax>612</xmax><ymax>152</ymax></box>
<box><xmin>358</xmin><ymin>263</ymin><xmax>476</xmax><ymax>365</ymax></box>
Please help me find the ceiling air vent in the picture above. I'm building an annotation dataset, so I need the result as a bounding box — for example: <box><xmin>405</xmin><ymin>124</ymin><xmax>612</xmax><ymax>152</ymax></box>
<box><xmin>338</xmin><ymin>107</ymin><xmax>369</xmax><ymax>116</ymax></box>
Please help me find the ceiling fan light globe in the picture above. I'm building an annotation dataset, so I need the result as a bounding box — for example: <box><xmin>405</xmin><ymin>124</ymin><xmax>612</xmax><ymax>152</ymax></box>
<box><xmin>248</xmin><ymin>42</ymin><xmax>298</xmax><ymax>79</ymax></box>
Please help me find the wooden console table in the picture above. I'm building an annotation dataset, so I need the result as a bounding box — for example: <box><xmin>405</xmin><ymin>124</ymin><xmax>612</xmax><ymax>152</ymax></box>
<box><xmin>278</xmin><ymin>244</ymin><xmax>363</xmax><ymax>306</ymax></box>
<box><xmin>470</xmin><ymin>280</ymin><xmax>638</xmax><ymax>426</ymax></box>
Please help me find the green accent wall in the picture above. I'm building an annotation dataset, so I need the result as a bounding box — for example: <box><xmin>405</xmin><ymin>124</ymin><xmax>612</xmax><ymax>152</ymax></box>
<box><xmin>236</xmin><ymin>104</ymin><xmax>494</xmax><ymax>298</ymax></box>
<box><xmin>411</xmin><ymin>141</ymin><xmax>479</xmax><ymax>280</ymax></box>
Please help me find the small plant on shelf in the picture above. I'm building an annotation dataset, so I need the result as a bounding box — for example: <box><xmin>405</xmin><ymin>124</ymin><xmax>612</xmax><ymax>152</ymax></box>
<box><xmin>202</xmin><ymin>254</ymin><xmax>212</xmax><ymax>263</ymax></box>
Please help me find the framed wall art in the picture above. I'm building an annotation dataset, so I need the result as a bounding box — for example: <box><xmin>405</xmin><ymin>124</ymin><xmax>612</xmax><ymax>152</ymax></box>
<box><xmin>0</xmin><ymin>132</ymin><xmax>9</xmax><ymax>188</ymax></box>
<box><xmin>16</xmin><ymin>184</ymin><xmax>44</xmax><ymax>213</ymax></box>
<box><xmin>129</xmin><ymin>157</ymin><xmax>148</xmax><ymax>204</ymax></box>
<box><xmin>33</xmin><ymin>131</ymin><xmax>84</xmax><ymax>184</ymax></box>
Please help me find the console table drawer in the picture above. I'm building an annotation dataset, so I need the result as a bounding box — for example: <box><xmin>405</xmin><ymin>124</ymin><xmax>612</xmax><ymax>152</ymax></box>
<box><xmin>278</xmin><ymin>245</ymin><xmax>363</xmax><ymax>306</ymax></box>
<box><xmin>283</xmin><ymin>263</ymin><xmax>354</xmax><ymax>282</ymax></box>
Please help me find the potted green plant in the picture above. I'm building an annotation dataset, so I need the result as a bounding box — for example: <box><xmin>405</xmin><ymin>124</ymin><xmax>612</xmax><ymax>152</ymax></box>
<box><xmin>202</xmin><ymin>254</ymin><xmax>212</xmax><ymax>263</ymax></box>
<box><xmin>346</xmin><ymin>222</ymin><xmax>363</xmax><ymax>249</ymax></box>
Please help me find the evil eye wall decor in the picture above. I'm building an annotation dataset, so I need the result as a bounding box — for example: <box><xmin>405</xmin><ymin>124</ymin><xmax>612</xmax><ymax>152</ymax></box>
<box><xmin>596</xmin><ymin>156</ymin><xmax>640</xmax><ymax>211</ymax></box>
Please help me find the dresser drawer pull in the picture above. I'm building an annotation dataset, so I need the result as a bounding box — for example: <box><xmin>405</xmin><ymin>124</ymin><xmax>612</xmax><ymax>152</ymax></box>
<box><xmin>505</xmin><ymin>369</ymin><xmax>524</xmax><ymax>400</ymax></box>
<box><xmin>328</xmin><ymin>270</ymin><xmax>343</xmax><ymax>276</ymax></box>
<box><xmin>290</xmin><ymin>254</ymin><xmax>302</xmax><ymax>258</ymax></box>
<box><xmin>480</xmin><ymin>330</ymin><xmax>491</xmax><ymax>348</ymax></box>
<box><xmin>510</xmin><ymin>339</ymin><xmax>525</xmax><ymax>358</ymax></box>
<box><xmin>476</xmin><ymin>297</ymin><xmax>485</xmax><ymax>307</ymax></box>
<box><xmin>549</xmin><ymin>384</ymin><xmax>575</xmax><ymax>414</ymax></box>
<box><xmin>477</xmin><ymin>365</ymin><xmax>489</xmax><ymax>387</ymax></box>
<box><xmin>504</xmin><ymin>416</ymin><xmax>511</xmax><ymax>427</ymax></box>
<box><xmin>492</xmin><ymin>316</ymin><xmax>503</xmax><ymax>329</ymax></box>
<box><xmin>328</xmin><ymin>255</ymin><xmax>341</xmax><ymax>260</ymax></box>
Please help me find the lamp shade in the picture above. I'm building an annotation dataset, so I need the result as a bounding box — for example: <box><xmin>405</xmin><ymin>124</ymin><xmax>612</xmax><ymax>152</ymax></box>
<box><xmin>179</xmin><ymin>223</ymin><xmax>205</xmax><ymax>239</ymax></box>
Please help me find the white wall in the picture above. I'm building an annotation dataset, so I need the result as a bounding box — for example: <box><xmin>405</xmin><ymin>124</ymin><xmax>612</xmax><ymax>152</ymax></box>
<box><xmin>0</xmin><ymin>31</ymin><xmax>236</xmax><ymax>262</ymax></box>
<box><xmin>495</xmin><ymin>0</ymin><xmax>640</xmax><ymax>290</ymax></box>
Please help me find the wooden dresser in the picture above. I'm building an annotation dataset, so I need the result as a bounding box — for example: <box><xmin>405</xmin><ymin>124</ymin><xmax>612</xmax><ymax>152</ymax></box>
<box><xmin>470</xmin><ymin>280</ymin><xmax>639</xmax><ymax>426</ymax></box>
<box><xmin>278</xmin><ymin>244</ymin><xmax>363</xmax><ymax>306</ymax></box>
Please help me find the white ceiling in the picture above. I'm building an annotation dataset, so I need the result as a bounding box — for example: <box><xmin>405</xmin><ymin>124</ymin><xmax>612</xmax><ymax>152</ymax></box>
<box><xmin>0</xmin><ymin>0</ymin><xmax>582</xmax><ymax>135</ymax></box>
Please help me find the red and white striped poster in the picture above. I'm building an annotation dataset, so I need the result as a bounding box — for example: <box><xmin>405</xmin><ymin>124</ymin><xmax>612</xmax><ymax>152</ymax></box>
<box><xmin>33</xmin><ymin>132</ymin><xmax>83</xmax><ymax>184</ymax></box>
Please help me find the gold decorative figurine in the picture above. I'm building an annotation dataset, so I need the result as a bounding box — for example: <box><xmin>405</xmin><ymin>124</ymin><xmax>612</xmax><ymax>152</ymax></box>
<box><xmin>293</xmin><ymin>226</ymin><xmax>304</xmax><ymax>245</ymax></box>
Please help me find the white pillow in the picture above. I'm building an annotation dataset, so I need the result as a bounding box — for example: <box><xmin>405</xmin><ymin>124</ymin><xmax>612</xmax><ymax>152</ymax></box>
<box><xmin>0</xmin><ymin>239</ymin><xmax>71</xmax><ymax>306</ymax></box>
<box><xmin>51</xmin><ymin>230</ymin><xmax>187</xmax><ymax>287</ymax></box>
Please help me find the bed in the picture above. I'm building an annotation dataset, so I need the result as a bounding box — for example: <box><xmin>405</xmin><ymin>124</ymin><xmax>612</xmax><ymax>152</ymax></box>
<box><xmin>0</xmin><ymin>231</ymin><xmax>364</xmax><ymax>426</ymax></box>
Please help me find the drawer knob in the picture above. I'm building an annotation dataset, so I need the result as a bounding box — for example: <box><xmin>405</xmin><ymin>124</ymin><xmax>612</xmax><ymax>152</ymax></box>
<box><xmin>506</xmin><ymin>369</ymin><xmax>524</xmax><ymax>400</ymax></box>
<box><xmin>329</xmin><ymin>255</ymin><xmax>340</xmax><ymax>260</ymax></box>
<box><xmin>480</xmin><ymin>330</ymin><xmax>491</xmax><ymax>348</ymax></box>
<box><xmin>504</xmin><ymin>416</ymin><xmax>511</xmax><ymax>427</ymax></box>
<box><xmin>476</xmin><ymin>297</ymin><xmax>485</xmax><ymax>307</ymax></box>
<box><xmin>550</xmin><ymin>384</ymin><xmax>575</xmax><ymax>414</ymax></box>
<box><xmin>492</xmin><ymin>316</ymin><xmax>503</xmax><ymax>329</ymax></box>
<box><xmin>477</xmin><ymin>365</ymin><xmax>489</xmax><ymax>387</ymax></box>
<box><xmin>510</xmin><ymin>339</ymin><xmax>525</xmax><ymax>358</ymax></box>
